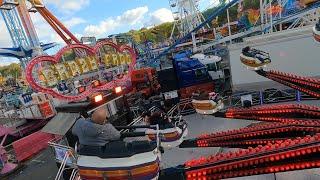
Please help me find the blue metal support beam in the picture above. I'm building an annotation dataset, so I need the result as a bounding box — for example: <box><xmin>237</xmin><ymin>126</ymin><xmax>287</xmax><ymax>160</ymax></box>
<box><xmin>1</xmin><ymin>8</ymin><xmax>30</xmax><ymax>48</ymax></box>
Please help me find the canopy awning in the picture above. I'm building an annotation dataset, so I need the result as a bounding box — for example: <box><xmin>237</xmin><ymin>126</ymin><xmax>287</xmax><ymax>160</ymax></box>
<box><xmin>41</xmin><ymin>112</ymin><xmax>79</xmax><ymax>136</ymax></box>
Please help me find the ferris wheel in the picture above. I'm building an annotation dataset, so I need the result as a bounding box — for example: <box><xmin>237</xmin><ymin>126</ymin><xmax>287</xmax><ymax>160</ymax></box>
<box><xmin>169</xmin><ymin>0</ymin><xmax>207</xmax><ymax>39</ymax></box>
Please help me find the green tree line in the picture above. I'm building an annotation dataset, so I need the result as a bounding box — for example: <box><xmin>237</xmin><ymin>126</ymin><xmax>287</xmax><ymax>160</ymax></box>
<box><xmin>0</xmin><ymin>63</ymin><xmax>22</xmax><ymax>78</ymax></box>
<box><xmin>126</xmin><ymin>0</ymin><xmax>261</xmax><ymax>44</ymax></box>
<box><xmin>0</xmin><ymin>0</ymin><xmax>262</xmax><ymax>72</ymax></box>
<box><xmin>203</xmin><ymin>0</ymin><xmax>260</xmax><ymax>26</ymax></box>
<box><xmin>126</xmin><ymin>22</ymin><xmax>178</xmax><ymax>44</ymax></box>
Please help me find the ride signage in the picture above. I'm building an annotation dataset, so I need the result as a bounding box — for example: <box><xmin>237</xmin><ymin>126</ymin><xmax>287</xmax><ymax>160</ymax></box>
<box><xmin>40</xmin><ymin>54</ymin><xmax>132</xmax><ymax>87</ymax></box>
<box><xmin>26</xmin><ymin>41</ymin><xmax>136</xmax><ymax>101</ymax></box>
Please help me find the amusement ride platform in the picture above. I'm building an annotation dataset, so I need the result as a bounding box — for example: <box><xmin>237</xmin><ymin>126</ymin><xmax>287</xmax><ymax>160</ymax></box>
<box><xmin>7</xmin><ymin>100</ymin><xmax>320</xmax><ymax>180</ymax></box>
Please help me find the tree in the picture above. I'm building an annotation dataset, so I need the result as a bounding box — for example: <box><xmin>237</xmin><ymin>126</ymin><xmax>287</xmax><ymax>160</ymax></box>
<box><xmin>203</xmin><ymin>4</ymin><xmax>238</xmax><ymax>27</ymax></box>
<box><xmin>202</xmin><ymin>0</ymin><xmax>260</xmax><ymax>26</ymax></box>
<box><xmin>125</xmin><ymin>22</ymin><xmax>177</xmax><ymax>44</ymax></box>
<box><xmin>0</xmin><ymin>63</ymin><xmax>22</xmax><ymax>79</ymax></box>
<box><xmin>219</xmin><ymin>0</ymin><xmax>226</xmax><ymax>5</ymax></box>
<box><xmin>243</xmin><ymin>0</ymin><xmax>260</xmax><ymax>10</ymax></box>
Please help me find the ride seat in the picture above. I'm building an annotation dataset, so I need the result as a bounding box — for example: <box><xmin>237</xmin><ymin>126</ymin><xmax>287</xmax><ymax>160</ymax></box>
<box><xmin>130</xmin><ymin>141</ymin><xmax>157</xmax><ymax>154</ymax></box>
<box><xmin>78</xmin><ymin>141</ymin><xmax>129</xmax><ymax>158</ymax></box>
<box><xmin>79</xmin><ymin>141</ymin><xmax>157</xmax><ymax>159</ymax></box>
<box><xmin>316</xmin><ymin>21</ymin><xmax>320</xmax><ymax>31</ymax></box>
<box><xmin>161</xmin><ymin>123</ymin><xmax>175</xmax><ymax>130</ymax></box>
<box><xmin>193</xmin><ymin>102</ymin><xmax>215</xmax><ymax>110</ymax></box>
<box><xmin>193</xmin><ymin>94</ymin><xmax>210</xmax><ymax>101</ymax></box>
<box><xmin>242</xmin><ymin>51</ymin><xmax>254</xmax><ymax>58</ymax></box>
<box><xmin>255</xmin><ymin>54</ymin><xmax>265</xmax><ymax>63</ymax></box>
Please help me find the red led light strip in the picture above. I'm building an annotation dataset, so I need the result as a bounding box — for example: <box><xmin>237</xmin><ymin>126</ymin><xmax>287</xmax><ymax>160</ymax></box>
<box><xmin>186</xmin><ymin>134</ymin><xmax>320</xmax><ymax>179</ymax></box>
<box><xmin>269</xmin><ymin>70</ymin><xmax>320</xmax><ymax>85</ymax></box>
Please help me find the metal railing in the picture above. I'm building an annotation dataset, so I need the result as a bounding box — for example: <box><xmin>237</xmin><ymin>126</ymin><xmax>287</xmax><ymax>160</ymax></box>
<box><xmin>139</xmin><ymin>89</ymin><xmax>315</xmax><ymax>118</ymax></box>
<box><xmin>228</xmin><ymin>88</ymin><xmax>318</xmax><ymax>108</ymax></box>
<box><xmin>228</xmin><ymin>91</ymin><xmax>261</xmax><ymax>107</ymax></box>
<box><xmin>122</xmin><ymin>106</ymin><xmax>161</xmax><ymax>133</ymax></box>
<box><xmin>69</xmin><ymin>169</ymin><xmax>80</xmax><ymax>180</ymax></box>
<box><xmin>166</xmin><ymin>98</ymin><xmax>195</xmax><ymax>117</ymax></box>
<box><xmin>129</xmin><ymin>106</ymin><xmax>141</xmax><ymax>119</ymax></box>
<box><xmin>1</xmin><ymin>143</ymin><xmax>18</xmax><ymax>168</ymax></box>
<box><xmin>48</xmin><ymin>138</ymin><xmax>78</xmax><ymax>180</ymax></box>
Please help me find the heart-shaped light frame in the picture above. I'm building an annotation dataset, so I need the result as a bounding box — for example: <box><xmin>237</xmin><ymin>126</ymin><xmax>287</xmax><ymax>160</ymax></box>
<box><xmin>26</xmin><ymin>41</ymin><xmax>136</xmax><ymax>101</ymax></box>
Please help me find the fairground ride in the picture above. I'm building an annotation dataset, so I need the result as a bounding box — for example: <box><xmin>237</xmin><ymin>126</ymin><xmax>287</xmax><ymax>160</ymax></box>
<box><xmin>150</xmin><ymin>0</ymin><xmax>320</xmax><ymax>67</ymax></box>
<box><xmin>23</xmin><ymin>0</ymin><xmax>136</xmax><ymax>102</ymax></box>
<box><xmin>0</xmin><ymin>0</ymin><xmax>56</xmax><ymax>69</ymax></box>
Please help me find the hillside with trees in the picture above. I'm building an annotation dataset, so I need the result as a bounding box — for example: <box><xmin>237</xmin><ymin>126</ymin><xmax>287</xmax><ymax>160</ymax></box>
<box><xmin>125</xmin><ymin>0</ymin><xmax>261</xmax><ymax>44</ymax></box>
<box><xmin>0</xmin><ymin>0</ymin><xmax>262</xmax><ymax>73</ymax></box>
<box><xmin>0</xmin><ymin>63</ymin><xmax>22</xmax><ymax>78</ymax></box>
<box><xmin>126</xmin><ymin>22</ymin><xmax>178</xmax><ymax>44</ymax></box>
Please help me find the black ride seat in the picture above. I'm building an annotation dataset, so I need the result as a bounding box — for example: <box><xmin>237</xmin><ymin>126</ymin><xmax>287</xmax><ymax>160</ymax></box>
<box><xmin>150</xmin><ymin>118</ymin><xmax>175</xmax><ymax>130</ymax></box>
<box><xmin>130</xmin><ymin>141</ymin><xmax>156</xmax><ymax>154</ymax></box>
<box><xmin>192</xmin><ymin>93</ymin><xmax>210</xmax><ymax>101</ymax></box>
<box><xmin>242</xmin><ymin>47</ymin><xmax>269</xmax><ymax>63</ymax></box>
<box><xmin>79</xmin><ymin>141</ymin><xmax>157</xmax><ymax>159</ymax></box>
<box><xmin>242</xmin><ymin>51</ymin><xmax>253</xmax><ymax>58</ymax></box>
<box><xmin>161</xmin><ymin>123</ymin><xmax>175</xmax><ymax>130</ymax></box>
<box><xmin>316</xmin><ymin>20</ymin><xmax>320</xmax><ymax>31</ymax></box>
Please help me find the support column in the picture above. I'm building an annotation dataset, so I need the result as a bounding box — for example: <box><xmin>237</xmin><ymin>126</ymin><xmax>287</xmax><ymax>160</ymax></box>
<box><xmin>260</xmin><ymin>91</ymin><xmax>264</xmax><ymax>105</ymax></box>
<box><xmin>296</xmin><ymin>90</ymin><xmax>301</xmax><ymax>102</ymax></box>
<box><xmin>227</xmin><ymin>8</ymin><xmax>232</xmax><ymax>44</ymax></box>
<box><xmin>270</xmin><ymin>1</ymin><xmax>273</xmax><ymax>33</ymax></box>
<box><xmin>191</xmin><ymin>32</ymin><xmax>197</xmax><ymax>52</ymax></box>
<box><xmin>260</xmin><ymin>0</ymin><xmax>264</xmax><ymax>33</ymax></box>
<box><xmin>279</xmin><ymin>0</ymin><xmax>282</xmax><ymax>31</ymax></box>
